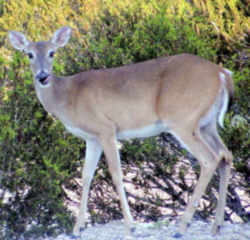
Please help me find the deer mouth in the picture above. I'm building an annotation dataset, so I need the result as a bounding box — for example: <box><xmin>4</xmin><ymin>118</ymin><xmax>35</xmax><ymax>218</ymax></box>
<box><xmin>36</xmin><ymin>71</ymin><xmax>50</xmax><ymax>86</ymax></box>
<box><xmin>39</xmin><ymin>76</ymin><xmax>50</xmax><ymax>85</ymax></box>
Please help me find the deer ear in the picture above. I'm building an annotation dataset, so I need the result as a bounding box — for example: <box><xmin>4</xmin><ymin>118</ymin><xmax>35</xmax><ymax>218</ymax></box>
<box><xmin>51</xmin><ymin>26</ymin><xmax>71</xmax><ymax>48</ymax></box>
<box><xmin>8</xmin><ymin>31</ymin><xmax>30</xmax><ymax>51</ymax></box>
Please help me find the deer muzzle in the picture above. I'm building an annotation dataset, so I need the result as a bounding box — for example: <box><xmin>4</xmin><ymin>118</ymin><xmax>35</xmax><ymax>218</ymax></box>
<box><xmin>36</xmin><ymin>71</ymin><xmax>50</xmax><ymax>85</ymax></box>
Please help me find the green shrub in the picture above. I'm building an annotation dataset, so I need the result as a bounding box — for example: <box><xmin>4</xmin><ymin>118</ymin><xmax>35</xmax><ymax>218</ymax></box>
<box><xmin>0</xmin><ymin>52</ymin><xmax>83</xmax><ymax>239</ymax></box>
<box><xmin>58</xmin><ymin>9</ymin><xmax>217</xmax><ymax>75</ymax></box>
<box><xmin>223</xmin><ymin>66</ymin><xmax>250</xmax><ymax>192</ymax></box>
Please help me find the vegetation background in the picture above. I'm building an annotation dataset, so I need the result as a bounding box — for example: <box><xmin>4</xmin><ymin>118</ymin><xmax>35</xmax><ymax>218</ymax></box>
<box><xmin>0</xmin><ymin>0</ymin><xmax>249</xmax><ymax>239</ymax></box>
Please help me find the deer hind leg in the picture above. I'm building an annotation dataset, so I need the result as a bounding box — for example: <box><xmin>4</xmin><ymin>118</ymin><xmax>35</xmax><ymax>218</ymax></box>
<box><xmin>73</xmin><ymin>139</ymin><xmax>103</xmax><ymax>235</ymax></box>
<box><xmin>212</xmin><ymin>155</ymin><xmax>232</xmax><ymax>235</ymax></box>
<box><xmin>199</xmin><ymin>81</ymin><xmax>233</xmax><ymax>234</ymax></box>
<box><xmin>200</xmin><ymin>122</ymin><xmax>233</xmax><ymax>235</ymax></box>
<box><xmin>167</xmin><ymin>125</ymin><xmax>220</xmax><ymax>234</ymax></box>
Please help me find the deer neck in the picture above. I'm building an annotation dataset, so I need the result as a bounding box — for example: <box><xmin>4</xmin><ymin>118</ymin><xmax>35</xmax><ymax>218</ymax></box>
<box><xmin>34</xmin><ymin>75</ymin><xmax>70</xmax><ymax>116</ymax></box>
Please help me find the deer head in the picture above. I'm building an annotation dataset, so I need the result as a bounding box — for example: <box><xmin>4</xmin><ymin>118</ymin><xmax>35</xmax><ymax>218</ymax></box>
<box><xmin>9</xmin><ymin>27</ymin><xmax>71</xmax><ymax>86</ymax></box>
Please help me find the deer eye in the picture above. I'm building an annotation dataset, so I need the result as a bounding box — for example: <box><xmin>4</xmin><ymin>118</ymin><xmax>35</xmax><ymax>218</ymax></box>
<box><xmin>28</xmin><ymin>52</ymin><xmax>34</xmax><ymax>59</ymax></box>
<box><xmin>49</xmin><ymin>51</ymin><xmax>55</xmax><ymax>58</ymax></box>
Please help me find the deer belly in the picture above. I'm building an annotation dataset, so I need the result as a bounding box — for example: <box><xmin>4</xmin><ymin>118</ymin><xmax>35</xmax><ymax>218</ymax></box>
<box><xmin>117</xmin><ymin>120</ymin><xmax>167</xmax><ymax>140</ymax></box>
<box><xmin>65</xmin><ymin>125</ymin><xmax>95</xmax><ymax>140</ymax></box>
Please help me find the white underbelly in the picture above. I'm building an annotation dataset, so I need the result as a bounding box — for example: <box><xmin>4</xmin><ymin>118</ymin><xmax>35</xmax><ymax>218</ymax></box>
<box><xmin>65</xmin><ymin>125</ymin><xmax>95</xmax><ymax>140</ymax></box>
<box><xmin>117</xmin><ymin>121</ymin><xmax>167</xmax><ymax>140</ymax></box>
<box><xmin>64</xmin><ymin>121</ymin><xmax>167</xmax><ymax>142</ymax></box>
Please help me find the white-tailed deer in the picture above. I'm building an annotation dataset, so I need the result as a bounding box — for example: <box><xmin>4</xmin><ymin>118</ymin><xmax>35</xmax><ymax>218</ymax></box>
<box><xmin>9</xmin><ymin>27</ymin><xmax>234</xmax><ymax>236</ymax></box>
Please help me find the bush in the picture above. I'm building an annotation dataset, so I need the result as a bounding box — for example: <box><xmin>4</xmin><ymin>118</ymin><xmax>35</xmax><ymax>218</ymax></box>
<box><xmin>0</xmin><ymin>52</ymin><xmax>83</xmax><ymax>239</ymax></box>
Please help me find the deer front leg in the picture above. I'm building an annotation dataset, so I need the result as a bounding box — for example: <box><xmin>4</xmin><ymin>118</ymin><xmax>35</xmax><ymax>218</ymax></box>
<box><xmin>99</xmin><ymin>134</ymin><xmax>134</xmax><ymax>229</ymax></box>
<box><xmin>73</xmin><ymin>139</ymin><xmax>103</xmax><ymax>235</ymax></box>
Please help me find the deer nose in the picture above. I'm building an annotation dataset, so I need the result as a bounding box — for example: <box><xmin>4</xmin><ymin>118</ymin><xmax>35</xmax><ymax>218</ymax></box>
<box><xmin>36</xmin><ymin>71</ymin><xmax>50</xmax><ymax>85</ymax></box>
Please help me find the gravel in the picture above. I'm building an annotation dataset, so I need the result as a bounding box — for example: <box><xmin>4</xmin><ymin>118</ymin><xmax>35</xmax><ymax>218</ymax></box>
<box><xmin>39</xmin><ymin>220</ymin><xmax>250</xmax><ymax>240</ymax></box>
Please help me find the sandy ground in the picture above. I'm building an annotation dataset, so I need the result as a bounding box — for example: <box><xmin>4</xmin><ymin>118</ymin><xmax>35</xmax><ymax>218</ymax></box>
<box><xmin>36</xmin><ymin>219</ymin><xmax>250</xmax><ymax>240</ymax></box>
